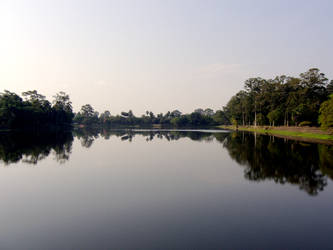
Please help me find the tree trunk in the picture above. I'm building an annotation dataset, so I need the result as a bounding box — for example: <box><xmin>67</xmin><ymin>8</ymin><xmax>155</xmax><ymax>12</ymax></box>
<box><xmin>285</xmin><ymin>111</ymin><xmax>289</xmax><ymax>127</ymax></box>
<box><xmin>291</xmin><ymin>112</ymin><xmax>294</xmax><ymax>126</ymax></box>
<box><xmin>284</xmin><ymin>111</ymin><xmax>286</xmax><ymax>126</ymax></box>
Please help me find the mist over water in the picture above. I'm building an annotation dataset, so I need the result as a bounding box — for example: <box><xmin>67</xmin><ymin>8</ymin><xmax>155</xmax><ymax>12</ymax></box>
<box><xmin>0</xmin><ymin>129</ymin><xmax>332</xmax><ymax>249</ymax></box>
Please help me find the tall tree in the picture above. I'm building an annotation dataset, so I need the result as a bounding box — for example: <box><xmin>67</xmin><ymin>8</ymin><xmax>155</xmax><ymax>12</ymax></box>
<box><xmin>318</xmin><ymin>94</ymin><xmax>333</xmax><ymax>130</ymax></box>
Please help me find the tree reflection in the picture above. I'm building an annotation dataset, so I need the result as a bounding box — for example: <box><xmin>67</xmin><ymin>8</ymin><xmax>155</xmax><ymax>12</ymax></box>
<box><xmin>0</xmin><ymin>131</ymin><xmax>73</xmax><ymax>165</ymax></box>
<box><xmin>1</xmin><ymin>128</ymin><xmax>332</xmax><ymax>197</ymax></box>
<box><xmin>73</xmin><ymin>127</ymin><xmax>100</xmax><ymax>148</ymax></box>
<box><xmin>72</xmin><ymin>128</ymin><xmax>333</xmax><ymax>196</ymax></box>
<box><xmin>222</xmin><ymin>131</ymin><xmax>333</xmax><ymax>195</ymax></box>
<box><xmin>318</xmin><ymin>145</ymin><xmax>333</xmax><ymax>179</ymax></box>
<box><xmin>73</xmin><ymin>128</ymin><xmax>221</xmax><ymax>145</ymax></box>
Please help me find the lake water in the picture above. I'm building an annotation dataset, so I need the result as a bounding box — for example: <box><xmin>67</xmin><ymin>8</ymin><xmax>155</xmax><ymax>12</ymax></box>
<box><xmin>0</xmin><ymin>129</ymin><xmax>332</xmax><ymax>249</ymax></box>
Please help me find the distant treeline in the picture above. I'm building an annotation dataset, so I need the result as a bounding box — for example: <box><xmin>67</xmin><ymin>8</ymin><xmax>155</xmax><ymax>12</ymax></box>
<box><xmin>1</xmin><ymin>68</ymin><xmax>332</xmax><ymax>130</ymax></box>
<box><xmin>74</xmin><ymin>68</ymin><xmax>333</xmax><ymax>129</ymax></box>
<box><xmin>0</xmin><ymin>90</ymin><xmax>226</xmax><ymax>129</ymax></box>
<box><xmin>224</xmin><ymin>68</ymin><xmax>333</xmax><ymax>128</ymax></box>
<box><xmin>73</xmin><ymin>105</ymin><xmax>227</xmax><ymax>127</ymax></box>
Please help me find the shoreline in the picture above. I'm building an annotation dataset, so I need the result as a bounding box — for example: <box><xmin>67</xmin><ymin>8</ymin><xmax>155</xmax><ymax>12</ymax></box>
<box><xmin>218</xmin><ymin>125</ymin><xmax>333</xmax><ymax>144</ymax></box>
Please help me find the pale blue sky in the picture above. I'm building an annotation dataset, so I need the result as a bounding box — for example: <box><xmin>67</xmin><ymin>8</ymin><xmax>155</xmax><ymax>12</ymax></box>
<box><xmin>0</xmin><ymin>0</ymin><xmax>332</xmax><ymax>114</ymax></box>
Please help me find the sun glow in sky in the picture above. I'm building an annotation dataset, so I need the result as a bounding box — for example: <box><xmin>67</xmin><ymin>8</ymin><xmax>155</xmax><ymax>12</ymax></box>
<box><xmin>1</xmin><ymin>0</ymin><xmax>332</xmax><ymax>114</ymax></box>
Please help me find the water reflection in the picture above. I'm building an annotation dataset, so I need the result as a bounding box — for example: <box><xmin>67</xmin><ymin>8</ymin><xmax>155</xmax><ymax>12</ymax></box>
<box><xmin>0</xmin><ymin>131</ymin><xmax>73</xmax><ymax>165</ymax></box>
<box><xmin>0</xmin><ymin>129</ymin><xmax>332</xmax><ymax>195</ymax></box>
<box><xmin>222</xmin><ymin>132</ymin><xmax>333</xmax><ymax>195</ymax></box>
<box><xmin>73</xmin><ymin>128</ymin><xmax>219</xmax><ymax>147</ymax></box>
<box><xmin>74</xmin><ymin>127</ymin><xmax>100</xmax><ymax>148</ymax></box>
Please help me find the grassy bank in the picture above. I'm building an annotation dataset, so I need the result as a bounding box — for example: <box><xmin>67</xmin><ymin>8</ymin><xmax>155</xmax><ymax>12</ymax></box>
<box><xmin>218</xmin><ymin>125</ymin><xmax>333</xmax><ymax>141</ymax></box>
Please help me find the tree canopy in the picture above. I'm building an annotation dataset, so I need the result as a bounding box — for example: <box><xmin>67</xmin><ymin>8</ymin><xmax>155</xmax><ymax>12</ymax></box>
<box><xmin>1</xmin><ymin>68</ymin><xmax>332</xmax><ymax>130</ymax></box>
<box><xmin>0</xmin><ymin>90</ymin><xmax>74</xmax><ymax>130</ymax></box>
<box><xmin>224</xmin><ymin>68</ymin><xmax>331</xmax><ymax>128</ymax></box>
<box><xmin>318</xmin><ymin>94</ymin><xmax>333</xmax><ymax>130</ymax></box>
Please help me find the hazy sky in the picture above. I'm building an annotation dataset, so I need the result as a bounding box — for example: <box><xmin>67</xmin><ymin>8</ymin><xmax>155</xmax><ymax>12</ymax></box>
<box><xmin>1</xmin><ymin>0</ymin><xmax>332</xmax><ymax>115</ymax></box>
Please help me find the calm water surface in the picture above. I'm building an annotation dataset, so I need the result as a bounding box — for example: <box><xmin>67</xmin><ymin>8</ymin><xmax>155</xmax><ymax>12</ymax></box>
<box><xmin>0</xmin><ymin>129</ymin><xmax>332</xmax><ymax>249</ymax></box>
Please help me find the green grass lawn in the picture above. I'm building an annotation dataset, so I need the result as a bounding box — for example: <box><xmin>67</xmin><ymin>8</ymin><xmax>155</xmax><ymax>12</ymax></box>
<box><xmin>218</xmin><ymin>126</ymin><xmax>333</xmax><ymax>141</ymax></box>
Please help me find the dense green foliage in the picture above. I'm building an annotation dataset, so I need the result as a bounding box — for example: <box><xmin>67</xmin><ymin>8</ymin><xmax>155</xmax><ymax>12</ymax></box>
<box><xmin>73</xmin><ymin>106</ymin><xmax>227</xmax><ymax>127</ymax></box>
<box><xmin>318</xmin><ymin>94</ymin><xmax>333</xmax><ymax>129</ymax></box>
<box><xmin>224</xmin><ymin>68</ymin><xmax>331</xmax><ymax>128</ymax></box>
<box><xmin>1</xmin><ymin>68</ymin><xmax>332</xmax><ymax>130</ymax></box>
<box><xmin>0</xmin><ymin>90</ymin><xmax>74</xmax><ymax>130</ymax></box>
